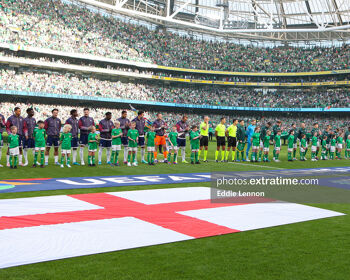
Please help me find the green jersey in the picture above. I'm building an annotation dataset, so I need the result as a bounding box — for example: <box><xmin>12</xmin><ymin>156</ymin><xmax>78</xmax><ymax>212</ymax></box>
<box><xmin>321</xmin><ymin>139</ymin><xmax>327</xmax><ymax>151</ymax></box>
<box><xmin>274</xmin><ymin>134</ymin><xmax>281</xmax><ymax>148</ymax></box>
<box><xmin>260</xmin><ymin>126</ymin><xmax>268</xmax><ymax>140</ymax></box>
<box><xmin>331</xmin><ymin>138</ymin><xmax>336</xmax><ymax>147</ymax></box>
<box><xmin>236</xmin><ymin>124</ymin><xmax>246</xmax><ymax>141</ymax></box>
<box><xmin>60</xmin><ymin>132</ymin><xmax>72</xmax><ymax>150</ymax></box>
<box><xmin>298</xmin><ymin>127</ymin><xmax>307</xmax><ymax>141</ymax></box>
<box><xmin>263</xmin><ymin>135</ymin><xmax>270</xmax><ymax>148</ymax></box>
<box><xmin>190</xmin><ymin>130</ymin><xmax>200</xmax><ymax>149</ymax></box>
<box><xmin>168</xmin><ymin>132</ymin><xmax>178</xmax><ymax>146</ymax></box>
<box><xmin>252</xmin><ymin>132</ymin><xmax>260</xmax><ymax>146</ymax></box>
<box><xmin>337</xmin><ymin>136</ymin><xmax>343</xmax><ymax>144</ymax></box>
<box><xmin>111</xmin><ymin>128</ymin><xmax>122</xmax><ymax>145</ymax></box>
<box><xmin>146</xmin><ymin>131</ymin><xmax>156</xmax><ymax>147</ymax></box>
<box><xmin>33</xmin><ymin>128</ymin><xmax>46</xmax><ymax>147</ymax></box>
<box><xmin>88</xmin><ymin>132</ymin><xmax>98</xmax><ymax>150</ymax></box>
<box><xmin>127</xmin><ymin>129</ymin><xmax>139</xmax><ymax>148</ymax></box>
<box><xmin>346</xmin><ymin>139</ymin><xmax>350</xmax><ymax>149</ymax></box>
<box><xmin>311</xmin><ymin>136</ymin><xmax>318</xmax><ymax>146</ymax></box>
<box><xmin>300</xmin><ymin>138</ymin><xmax>307</xmax><ymax>148</ymax></box>
<box><xmin>287</xmin><ymin>134</ymin><xmax>295</xmax><ymax>148</ymax></box>
<box><xmin>8</xmin><ymin>134</ymin><xmax>19</xmax><ymax>149</ymax></box>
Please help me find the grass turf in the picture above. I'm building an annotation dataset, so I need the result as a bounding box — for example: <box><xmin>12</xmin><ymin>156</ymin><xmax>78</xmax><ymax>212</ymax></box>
<box><xmin>0</xmin><ymin>141</ymin><xmax>349</xmax><ymax>279</ymax></box>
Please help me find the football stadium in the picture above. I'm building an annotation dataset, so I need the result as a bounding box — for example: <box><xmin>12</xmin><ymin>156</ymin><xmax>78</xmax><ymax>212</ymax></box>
<box><xmin>0</xmin><ymin>0</ymin><xmax>350</xmax><ymax>278</ymax></box>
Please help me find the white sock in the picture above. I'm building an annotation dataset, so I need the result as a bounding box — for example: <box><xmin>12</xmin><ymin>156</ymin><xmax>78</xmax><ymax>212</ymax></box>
<box><xmin>124</xmin><ymin>146</ymin><xmax>128</xmax><ymax>162</ymax></box>
<box><xmin>0</xmin><ymin>149</ymin><xmax>2</xmax><ymax>164</ymax></box>
<box><xmin>19</xmin><ymin>154</ymin><xmax>23</xmax><ymax>164</ymax></box>
<box><xmin>98</xmin><ymin>148</ymin><xmax>103</xmax><ymax>162</ymax></box>
<box><xmin>80</xmin><ymin>147</ymin><xmax>85</xmax><ymax>164</ymax></box>
<box><xmin>6</xmin><ymin>154</ymin><xmax>9</xmax><ymax>165</ymax></box>
<box><xmin>23</xmin><ymin>149</ymin><xmax>28</xmax><ymax>163</ymax></box>
<box><xmin>54</xmin><ymin>155</ymin><xmax>58</xmax><ymax>163</ymax></box>
<box><xmin>141</xmin><ymin>148</ymin><xmax>145</xmax><ymax>161</ymax></box>
<box><xmin>73</xmin><ymin>149</ymin><xmax>77</xmax><ymax>163</ymax></box>
<box><xmin>106</xmin><ymin>148</ymin><xmax>111</xmax><ymax>163</ymax></box>
<box><xmin>45</xmin><ymin>155</ymin><xmax>49</xmax><ymax>164</ymax></box>
<box><xmin>181</xmin><ymin>147</ymin><xmax>186</xmax><ymax>161</ymax></box>
<box><xmin>135</xmin><ymin>148</ymin><xmax>138</xmax><ymax>162</ymax></box>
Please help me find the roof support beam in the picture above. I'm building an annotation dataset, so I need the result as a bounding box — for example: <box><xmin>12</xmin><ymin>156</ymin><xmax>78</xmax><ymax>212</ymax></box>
<box><xmin>331</xmin><ymin>0</ymin><xmax>343</xmax><ymax>24</ymax></box>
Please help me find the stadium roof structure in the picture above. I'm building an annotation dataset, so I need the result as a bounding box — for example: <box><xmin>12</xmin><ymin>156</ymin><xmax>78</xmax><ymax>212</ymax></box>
<box><xmin>79</xmin><ymin>0</ymin><xmax>350</xmax><ymax>42</ymax></box>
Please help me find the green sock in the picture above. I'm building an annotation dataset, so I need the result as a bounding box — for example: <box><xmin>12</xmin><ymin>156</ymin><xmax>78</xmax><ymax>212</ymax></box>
<box><xmin>198</xmin><ymin>149</ymin><xmax>201</xmax><ymax>158</ymax></box>
<box><xmin>67</xmin><ymin>156</ymin><xmax>70</xmax><ymax>165</ymax></box>
<box><xmin>61</xmin><ymin>156</ymin><xmax>64</xmax><ymax>165</ymax></box>
<box><xmin>10</xmin><ymin>156</ymin><xmax>13</xmax><ymax>167</ymax></box>
<box><xmin>276</xmin><ymin>153</ymin><xmax>279</xmax><ymax>159</ymax></box>
<box><xmin>173</xmin><ymin>153</ymin><xmax>177</xmax><ymax>162</ymax></box>
<box><xmin>232</xmin><ymin>151</ymin><xmax>236</xmax><ymax>161</ymax></box>
<box><xmin>167</xmin><ymin>152</ymin><xmax>171</xmax><ymax>162</ymax></box>
<box><xmin>273</xmin><ymin>150</ymin><xmax>276</xmax><ymax>158</ymax></box>
<box><xmin>132</xmin><ymin>153</ymin><xmax>135</xmax><ymax>163</ymax></box>
<box><xmin>215</xmin><ymin>150</ymin><xmax>219</xmax><ymax>160</ymax></box>
<box><xmin>88</xmin><ymin>155</ymin><xmax>91</xmax><ymax>165</ymax></box>
<box><xmin>241</xmin><ymin>151</ymin><xmax>244</xmax><ymax>160</ymax></box>
<box><xmin>92</xmin><ymin>155</ymin><xmax>95</xmax><ymax>165</ymax></box>
<box><xmin>191</xmin><ymin>152</ymin><xmax>194</xmax><ymax>162</ymax></box>
<box><xmin>151</xmin><ymin>153</ymin><xmax>154</xmax><ymax>163</ymax></box>
<box><xmin>258</xmin><ymin>150</ymin><xmax>262</xmax><ymax>160</ymax></box>
<box><xmin>204</xmin><ymin>150</ymin><xmax>207</xmax><ymax>161</ymax></box>
<box><xmin>195</xmin><ymin>152</ymin><xmax>198</xmax><ymax>162</ymax></box>
<box><xmin>14</xmin><ymin>155</ymin><xmax>18</xmax><ymax>167</ymax></box>
<box><xmin>316</xmin><ymin>149</ymin><xmax>319</xmax><ymax>156</ymax></box>
<box><xmin>115</xmin><ymin>151</ymin><xmax>119</xmax><ymax>163</ymax></box>
<box><xmin>293</xmin><ymin>149</ymin><xmax>296</xmax><ymax>158</ymax></box>
<box><xmin>221</xmin><ymin>150</ymin><xmax>225</xmax><ymax>161</ymax></box>
<box><xmin>40</xmin><ymin>151</ymin><xmax>44</xmax><ymax>165</ymax></box>
<box><xmin>225</xmin><ymin>151</ymin><xmax>229</xmax><ymax>160</ymax></box>
<box><xmin>236</xmin><ymin>152</ymin><xmax>239</xmax><ymax>160</ymax></box>
<box><xmin>288</xmin><ymin>152</ymin><xmax>291</xmax><ymax>160</ymax></box>
<box><xmin>111</xmin><ymin>151</ymin><xmax>115</xmax><ymax>163</ymax></box>
<box><xmin>147</xmin><ymin>152</ymin><xmax>150</xmax><ymax>163</ymax></box>
<box><xmin>34</xmin><ymin>152</ymin><xmax>38</xmax><ymax>164</ymax></box>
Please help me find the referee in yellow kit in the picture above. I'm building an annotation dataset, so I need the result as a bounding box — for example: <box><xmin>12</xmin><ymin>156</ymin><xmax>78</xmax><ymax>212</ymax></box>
<box><xmin>215</xmin><ymin>117</ymin><xmax>226</xmax><ymax>162</ymax></box>
<box><xmin>226</xmin><ymin>119</ymin><xmax>238</xmax><ymax>162</ymax></box>
<box><xmin>199</xmin><ymin>116</ymin><xmax>210</xmax><ymax>162</ymax></box>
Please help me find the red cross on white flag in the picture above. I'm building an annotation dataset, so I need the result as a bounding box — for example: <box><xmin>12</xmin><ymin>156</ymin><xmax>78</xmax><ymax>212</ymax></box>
<box><xmin>0</xmin><ymin>187</ymin><xmax>344</xmax><ymax>269</ymax></box>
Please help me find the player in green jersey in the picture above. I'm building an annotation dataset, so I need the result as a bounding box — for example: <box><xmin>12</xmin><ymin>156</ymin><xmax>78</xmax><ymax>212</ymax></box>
<box><xmin>330</xmin><ymin>134</ymin><xmax>337</xmax><ymax>160</ymax></box>
<box><xmin>60</xmin><ymin>124</ymin><xmax>72</xmax><ymax>168</ymax></box>
<box><xmin>127</xmin><ymin>122</ymin><xmax>139</xmax><ymax>166</ymax></box>
<box><xmin>8</xmin><ymin>126</ymin><xmax>19</xmax><ymax>169</ymax></box>
<box><xmin>258</xmin><ymin>122</ymin><xmax>271</xmax><ymax>162</ymax></box>
<box><xmin>263</xmin><ymin>130</ymin><xmax>271</xmax><ymax>162</ymax></box>
<box><xmin>273</xmin><ymin>130</ymin><xmax>282</xmax><ymax>162</ymax></box>
<box><xmin>345</xmin><ymin>135</ymin><xmax>350</xmax><ymax>159</ymax></box>
<box><xmin>250</xmin><ymin>127</ymin><xmax>260</xmax><ymax>162</ymax></box>
<box><xmin>311</xmin><ymin>132</ymin><xmax>319</xmax><ymax>161</ymax></box>
<box><xmin>145</xmin><ymin>126</ymin><xmax>156</xmax><ymax>165</ymax></box>
<box><xmin>236</xmin><ymin>120</ymin><xmax>246</xmax><ymax>162</ymax></box>
<box><xmin>300</xmin><ymin>134</ymin><xmax>307</xmax><ymax>161</ymax></box>
<box><xmin>321</xmin><ymin>135</ymin><xmax>328</xmax><ymax>160</ymax></box>
<box><xmin>33</xmin><ymin>121</ymin><xmax>46</xmax><ymax>168</ymax></box>
<box><xmin>88</xmin><ymin>126</ymin><xmax>98</xmax><ymax>166</ymax></box>
<box><xmin>287</xmin><ymin>130</ymin><xmax>295</xmax><ymax>161</ymax></box>
<box><xmin>336</xmin><ymin>131</ymin><xmax>344</xmax><ymax>159</ymax></box>
<box><xmin>167</xmin><ymin>126</ymin><xmax>178</xmax><ymax>164</ymax></box>
<box><xmin>111</xmin><ymin>121</ymin><xmax>123</xmax><ymax>166</ymax></box>
<box><xmin>190</xmin><ymin>125</ymin><xmax>201</xmax><ymax>164</ymax></box>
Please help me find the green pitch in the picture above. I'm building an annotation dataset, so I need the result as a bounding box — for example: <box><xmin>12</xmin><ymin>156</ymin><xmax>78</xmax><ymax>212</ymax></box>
<box><xmin>0</xmin><ymin>142</ymin><xmax>349</xmax><ymax>280</ymax></box>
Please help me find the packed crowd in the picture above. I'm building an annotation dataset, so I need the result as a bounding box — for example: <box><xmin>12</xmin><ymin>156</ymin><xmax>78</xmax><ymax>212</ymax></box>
<box><xmin>1</xmin><ymin>68</ymin><xmax>350</xmax><ymax>108</ymax></box>
<box><xmin>1</xmin><ymin>0</ymin><xmax>349</xmax><ymax>72</ymax></box>
<box><xmin>1</xmin><ymin>102</ymin><xmax>349</xmax><ymax>132</ymax></box>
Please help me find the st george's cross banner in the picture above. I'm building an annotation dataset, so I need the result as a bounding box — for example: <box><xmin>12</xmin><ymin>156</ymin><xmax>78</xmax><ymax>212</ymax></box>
<box><xmin>0</xmin><ymin>187</ymin><xmax>344</xmax><ymax>269</ymax></box>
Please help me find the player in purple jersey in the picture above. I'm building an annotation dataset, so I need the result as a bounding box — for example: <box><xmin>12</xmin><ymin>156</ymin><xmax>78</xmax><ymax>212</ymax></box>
<box><xmin>65</xmin><ymin>109</ymin><xmax>80</xmax><ymax>165</ymax></box>
<box><xmin>23</xmin><ymin>108</ymin><xmax>36</xmax><ymax>166</ymax></box>
<box><xmin>78</xmin><ymin>108</ymin><xmax>95</xmax><ymax>165</ymax></box>
<box><xmin>117</xmin><ymin>110</ymin><xmax>130</xmax><ymax>164</ymax></box>
<box><xmin>44</xmin><ymin>109</ymin><xmax>62</xmax><ymax>165</ymax></box>
<box><xmin>132</xmin><ymin>111</ymin><xmax>147</xmax><ymax>164</ymax></box>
